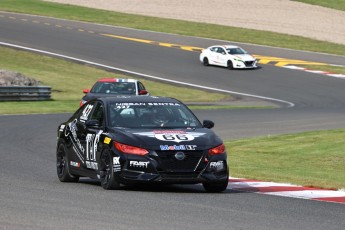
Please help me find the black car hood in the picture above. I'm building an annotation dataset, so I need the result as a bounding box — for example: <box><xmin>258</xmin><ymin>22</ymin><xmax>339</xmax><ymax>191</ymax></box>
<box><xmin>108</xmin><ymin>127</ymin><xmax>223</xmax><ymax>150</ymax></box>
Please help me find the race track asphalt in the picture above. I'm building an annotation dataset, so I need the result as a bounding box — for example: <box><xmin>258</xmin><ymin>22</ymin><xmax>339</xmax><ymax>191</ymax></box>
<box><xmin>1</xmin><ymin>12</ymin><xmax>345</xmax><ymax>229</ymax></box>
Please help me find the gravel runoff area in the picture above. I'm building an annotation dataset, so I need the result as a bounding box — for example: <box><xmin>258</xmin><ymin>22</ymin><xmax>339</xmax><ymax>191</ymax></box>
<box><xmin>45</xmin><ymin>0</ymin><xmax>345</xmax><ymax>45</ymax></box>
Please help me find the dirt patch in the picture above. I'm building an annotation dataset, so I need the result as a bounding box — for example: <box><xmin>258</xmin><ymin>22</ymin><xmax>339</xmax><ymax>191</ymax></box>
<box><xmin>45</xmin><ymin>0</ymin><xmax>345</xmax><ymax>45</ymax></box>
<box><xmin>0</xmin><ymin>70</ymin><xmax>39</xmax><ymax>86</ymax></box>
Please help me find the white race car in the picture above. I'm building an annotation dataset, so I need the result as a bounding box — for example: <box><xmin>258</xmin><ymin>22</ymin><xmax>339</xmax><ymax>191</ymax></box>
<box><xmin>200</xmin><ymin>45</ymin><xmax>258</xmax><ymax>69</ymax></box>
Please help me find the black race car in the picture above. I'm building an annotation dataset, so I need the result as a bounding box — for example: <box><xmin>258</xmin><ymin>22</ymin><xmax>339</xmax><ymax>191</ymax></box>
<box><xmin>56</xmin><ymin>96</ymin><xmax>229</xmax><ymax>192</ymax></box>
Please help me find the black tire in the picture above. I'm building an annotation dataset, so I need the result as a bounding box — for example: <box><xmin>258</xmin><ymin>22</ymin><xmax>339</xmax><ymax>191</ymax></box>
<box><xmin>227</xmin><ymin>60</ymin><xmax>234</xmax><ymax>70</ymax></box>
<box><xmin>56</xmin><ymin>142</ymin><xmax>79</xmax><ymax>182</ymax></box>
<box><xmin>203</xmin><ymin>57</ymin><xmax>209</xmax><ymax>66</ymax></box>
<box><xmin>202</xmin><ymin>179</ymin><xmax>228</xmax><ymax>193</ymax></box>
<box><xmin>99</xmin><ymin>149</ymin><xmax>121</xmax><ymax>190</ymax></box>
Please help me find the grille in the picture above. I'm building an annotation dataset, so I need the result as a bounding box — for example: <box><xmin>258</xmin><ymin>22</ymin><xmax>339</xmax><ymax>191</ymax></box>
<box><xmin>155</xmin><ymin>151</ymin><xmax>204</xmax><ymax>172</ymax></box>
<box><xmin>245</xmin><ymin>61</ymin><xmax>254</xmax><ymax>67</ymax></box>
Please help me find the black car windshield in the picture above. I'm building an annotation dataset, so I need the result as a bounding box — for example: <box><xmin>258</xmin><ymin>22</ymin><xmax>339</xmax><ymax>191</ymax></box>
<box><xmin>107</xmin><ymin>102</ymin><xmax>202</xmax><ymax>129</ymax></box>
<box><xmin>227</xmin><ymin>48</ymin><xmax>247</xmax><ymax>55</ymax></box>
<box><xmin>91</xmin><ymin>82</ymin><xmax>136</xmax><ymax>95</ymax></box>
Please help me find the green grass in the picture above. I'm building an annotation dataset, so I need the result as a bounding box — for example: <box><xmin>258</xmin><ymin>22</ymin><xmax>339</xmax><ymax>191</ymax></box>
<box><xmin>226</xmin><ymin>129</ymin><xmax>345</xmax><ymax>190</ymax></box>
<box><xmin>0</xmin><ymin>46</ymin><xmax>230</xmax><ymax>114</ymax></box>
<box><xmin>0</xmin><ymin>0</ymin><xmax>345</xmax><ymax>56</ymax></box>
<box><xmin>293</xmin><ymin>0</ymin><xmax>345</xmax><ymax>11</ymax></box>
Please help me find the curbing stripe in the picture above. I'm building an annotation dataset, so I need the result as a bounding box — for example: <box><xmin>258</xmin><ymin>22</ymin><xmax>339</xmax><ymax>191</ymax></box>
<box><xmin>228</xmin><ymin>177</ymin><xmax>345</xmax><ymax>204</ymax></box>
<box><xmin>283</xmin><ymin>65</ymin><xmax>345</xmax><ymax>79</ymax></box>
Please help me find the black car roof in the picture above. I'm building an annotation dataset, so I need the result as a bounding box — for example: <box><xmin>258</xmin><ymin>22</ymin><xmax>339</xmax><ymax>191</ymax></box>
<box><xmin>95</xmin><ymin>96</ymin><xmax>182</xmax><ymax>104</ymax></box>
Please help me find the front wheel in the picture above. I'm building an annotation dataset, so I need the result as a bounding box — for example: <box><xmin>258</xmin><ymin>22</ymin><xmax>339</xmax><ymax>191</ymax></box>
<box><xmin>99</xmin><ymin>149</ymin><xmax>121</xmax><ymax>190</ymax></box>
<box><xmin>202</xmin><ymin>179</ymin><xmax>228</xmax><ymax>193</ymax></box>
<box><xmin>56</xmin><ymin>142</ymin><xmax>79</xmax><ymax>182</ymax></box>
<box><xmin>227</xmin><ymin>60</ymin><xmax>234</xmax><ymax>70</ymax></box>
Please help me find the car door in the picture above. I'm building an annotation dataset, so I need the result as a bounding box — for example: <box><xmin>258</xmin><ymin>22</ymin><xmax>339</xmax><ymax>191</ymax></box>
<box><xmin>215</xmin><ymin>47</ymin><xmax>228</xmax><ymax>66</ymax></box>
<box><xmin>208</xmin><ymin>47</ymin><xmax>219</xmax><ymax>65</ymax></box>
<box><xmin>84</xmin><ymin>101</ymin><xmax>105</xmax><ymax>173</ymax></box>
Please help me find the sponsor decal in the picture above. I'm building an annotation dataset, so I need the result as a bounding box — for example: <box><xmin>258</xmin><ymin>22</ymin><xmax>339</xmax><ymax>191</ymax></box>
<box><xmin>115</xmin><ymin>102</ymin><xmax>146</xmax><ymax>107</ymax></box>
<box><xmin>160</xmin><ymin>145</ymin><xmax>197</xmax><ymax>151</ymax></box>
<box><xmin>104</xmin><ymin>137</ymin><xmax>111</xmax><ymax>144</ymax></box>
<box><xmin>86</xmin><ymin>161</ymin><xmax>98</xmax><ymax>170</ymax></box>
<box><xmin>70</xmin><ymin>161</ymin><xmax>80</xmax><ymax>168</ymax></box>
<box><xmin>113</xmin><ymin>102</ymin><xmax>180</xmax><ymax>107</ymax></box>
<box><xmin>186</xmin><ymin>145</ymin><xmax>197</xmax><ymax>150</ymax></box>
<box><xmin>65</xmin><ymin>119</ymin><xmax>85</xmax><ymax>163</ymax></box>
<box><xmin>80</xmin><ymin>104</ymin><xmax>93</xmax><ymax>121</ymax></box>
<box><xmin>115</xmin><ymin>95</ymin><xmax>130</xmax><ymax>99</ymax></box>
<box><xmin>147</xmin><ymin>102</ymin><xmax>180</xmax><ymax>106</ymax></box>
<box><xmin>129</xmin><ymin>161</ymin><xmax>149</xmax><ymax>168</ymax></box>
<box><xmin>113</xmin><ymin>157</ymin><xmax>121</xmax><ymax>172</ymax></box>
<box><xmin>134</xmin><ymin>131</ymin><xmax>205</xmax><ymax>143</ymax></box>
<box><xmin>153</xmin><ymin>130</ymin><xmax>185</xmax><ymax>134</ymax></box>
<box><xmin>209</xmin><ymin>161</ymin><xmax>224</xmax><ymax>170</ymax></box>
<box><xmin>86</xmin><ymin>130</ymin><xmax>103</xmax><ymax>161</ymax></box>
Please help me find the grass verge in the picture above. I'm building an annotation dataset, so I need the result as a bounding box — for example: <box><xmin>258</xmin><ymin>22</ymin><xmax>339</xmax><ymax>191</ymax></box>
<box><xmin>226</xmin><ymin>129</ymin><xmax>345</xmax><ymax>190</ymax></box>
<box><xmin>293</xmin><ymin>0</ymin><xmax>345</xmax><ymax>11</ymax></box>
<box><xmin>0</xmin><ymin>0</ymin><xmax>344</xmax><ymax>56</ymax></box>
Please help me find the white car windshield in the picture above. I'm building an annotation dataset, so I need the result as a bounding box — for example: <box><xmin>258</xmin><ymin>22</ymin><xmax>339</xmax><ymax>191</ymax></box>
<box><xmin>227</xmin><ymin>48</ymin><xmax>247</xmax><ymax>55</ymax></box>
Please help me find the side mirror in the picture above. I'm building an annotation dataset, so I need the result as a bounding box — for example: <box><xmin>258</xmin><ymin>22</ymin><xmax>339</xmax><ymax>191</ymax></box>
<box><xmin>139</xmin><ymin>90</ymin><xmax>148</xmax><ymax>95</ymax></box>
<box><xmin>83</xmin><ymin>89</ymin><xmax>90</xmax><ymax>94</ymax></box>
<box><xmin>85</xmin><ymin>120</ymin><xmax>101</xmax><ymax>128</ymax></box>
<box><xmin>203</xmin><ymin>120</ymin><xmax>214</xmax><ymax>129</ymax></box>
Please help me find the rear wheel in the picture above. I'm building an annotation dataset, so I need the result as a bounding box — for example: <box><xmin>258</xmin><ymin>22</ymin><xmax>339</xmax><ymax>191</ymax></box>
<box><xmin>99</xmin><ymin>149</ymin><xmax>121</xmax><ymax>190</ymax></box>
<box><xmin>227</xmin><ymin>60</ymin><xmax>234</xmax><ymax>70</ymax></box>
<box><xmin>56</xmin><ymin>142</ymin><xmax>79</xmax><ymax>182</ymax></box>
<box><xmin>203</xmin><ymin>57</ymin><xmax>209</xmax><ymax>66</ymax></box>
<box><xmin>202</xmin><ymin>179</ymin><xmax>228</xmax><ymax>193</ymax></box>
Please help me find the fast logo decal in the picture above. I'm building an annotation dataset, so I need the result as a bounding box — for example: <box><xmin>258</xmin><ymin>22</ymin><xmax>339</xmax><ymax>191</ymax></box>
<box><xmin>129</xmin><ymin>161</ymin><xmax>149</xmax><ymax>168</ymax></box>
<box><xmin>134</xmin><ymin>130</ymin><xmax>205</xmax><ymax>143</ymax></box>
<box><xmin>160</xmin><ymin>145</ymin><xmax>197</xmax><ymax>150</ymax></box>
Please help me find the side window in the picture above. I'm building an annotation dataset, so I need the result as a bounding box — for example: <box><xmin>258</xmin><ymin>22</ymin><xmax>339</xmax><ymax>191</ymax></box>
<box><xmin>217</xmin><ymin>48</ymin><xmax>225</xmax><ymax>54</ymax></box>
<box><xmin>210</xmin><ymin>47</ymin><xmax>217</xmax><ymax>52</ymax></box>
<box><xmin>89</xmin><ymin>102</ymin><xmax>104</xmax><ymax>126</ymax></box>
<box><xmin>138</xmin><ymin>82</ymin><xmax>146</xmax><ymax>91</ymax></box>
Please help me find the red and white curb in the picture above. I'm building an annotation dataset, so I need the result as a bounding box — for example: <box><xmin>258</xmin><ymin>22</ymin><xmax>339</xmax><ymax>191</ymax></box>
<box><xmin>228</xmin><ymin>177</ymin><xmax>345</xmax><ymax>204</ymax></box>
<box><xmin>283</xmin><ymin>65</ymin><xmax>345</xmax><ymax>79</ymax></box>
